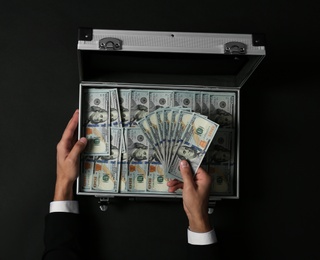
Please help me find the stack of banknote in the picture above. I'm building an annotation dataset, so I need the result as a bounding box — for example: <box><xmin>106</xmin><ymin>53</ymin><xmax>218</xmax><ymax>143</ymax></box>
<box><xmin>80</xmin><ymin>87</ymin><xmax>236</xmax><ymax>195</ymax></box>
<box><xmin>137</xmin><ymin>107</ymin><xmax>219</xmax><ymax>182</ymax></box>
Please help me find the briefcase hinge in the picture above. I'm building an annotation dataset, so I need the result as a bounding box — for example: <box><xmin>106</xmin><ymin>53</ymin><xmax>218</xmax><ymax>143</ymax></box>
<box><xmin>224</xmin><ymin>41</ymin><xmax>247</xmax><ymax>55</ymax></box>
<box><xmin>99</xmin><ymin>37</ymin><xmax>122</xmax><ymax>51</ymax></box>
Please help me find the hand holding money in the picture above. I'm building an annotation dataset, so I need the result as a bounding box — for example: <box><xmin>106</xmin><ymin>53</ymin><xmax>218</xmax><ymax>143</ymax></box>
<box><xmin>55</xmin><ymin>110</ymin><xmax>87</xmax><ymax>201</ymax></box>
<box><xmin>167</xmin><ymin>160</ymin><xmax>212</xmax><ymax>233</ymax></box>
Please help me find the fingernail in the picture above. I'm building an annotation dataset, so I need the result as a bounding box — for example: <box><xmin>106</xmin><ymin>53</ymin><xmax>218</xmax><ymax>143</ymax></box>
<box><xmin>79</xmin><ymin>137</ymin><xmax>87</xmax><ymax>144</ymax></box>
<box><xmin>180</xmin><ymin>160</ymin><xmax>189</xmax><ymax>168</ymax></box>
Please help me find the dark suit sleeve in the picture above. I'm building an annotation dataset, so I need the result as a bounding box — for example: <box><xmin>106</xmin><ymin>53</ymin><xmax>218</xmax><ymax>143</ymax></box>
<box><xmin>42</xmin><ymin>212</ymin><xmax>82</xmax><ymax>260</ymax></box>
<box><xmin>188</xmin><ymin>243</ymin><xmax>220</xmax><ymax>259</ymax></box>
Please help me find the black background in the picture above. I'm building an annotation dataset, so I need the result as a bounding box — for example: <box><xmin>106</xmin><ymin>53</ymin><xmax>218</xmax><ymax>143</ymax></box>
<box><xmin>1</xmin><ymin>1</ymin><xmax>319</xmax><ymax>259</ymax></box>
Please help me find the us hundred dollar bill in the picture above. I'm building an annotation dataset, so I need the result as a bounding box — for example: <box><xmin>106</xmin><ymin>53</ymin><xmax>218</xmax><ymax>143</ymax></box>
<box><xmin>147</xmin><ymin>144</ymin><xmax>168</xmax><ymax>192</ymax></box>
<box><xmin>109</xmin><ymin>88</ymin><xmax>121</xmax><ymax>127</ymax></box>
<box><xmin>137</xmin><ymin>117</ymin><xmax>164</xmax><ymax>164</ymax></box>
<box><xmin>209</xmin><ymin>93</ymin><xmax>235</xmax><ymax>128</ymax></box>
<box><xmin>80</xmin><ymin>156</ymin><xmax>95</xmax><ymax>192</ymax></box>
<box><xmin>147</xmin><ymin>164</ymin><xmax>169</xmax><ymax>193</ymax></box>
<box><xmin>167</xmin><ymin>109</ymin><xmax>191</xmax><ymax>166</ymax></box>
<box><xmin>82</xmin><ymin>89</ymin><xmax>110</xmax><ymax>155</ymax></box>
<box><xmin>194</xmin><ymin>92</ymin><xmax>202</xmax><ymax>113</ymax></box>
<box><xmin>104</xmin><ymin>127</ymin><xmax>122</xmax><ymax>161</ymax></box>
<box><xmin>174</xmin><ymin>91</ymin><xmax>195</xmax><ymax>110</ymax></box>
<box><xmin>115</xmin><ymin>127</ymin><xmax>128</xmax><ymax>192</ymax></box>
<box><xmin>201</xmin><ymin>92</ymin><xmax>210</xmax><ymax>117</ymax></box>
<box><xmin>119</xmin><ymin>141</ymin><xmax>129</xmax><ymax>192</ymax></box>
<box><xmin>165</xmin><ymin>108</ymin><xmax>191</xmax><ymax>164</ymax></box>
<box><xmin>163</xmin><ymin>108</ymin><xmax>171</xmax><ymax>164</ymax></box>
<box><xmin>168</xmin><ymin>115</ymin><xmax>219</xmax><ymax>181</ymax></box>
<box><xmin>91</xmin><ymin>158</ymin><xmax>119</xmax><ymax>192</ymax></box>
<box><xmin>91</xmin><ymin>128</ymin><xmax>122</xmax><ymax>192</ymax></box>
<box><xmin>169</xmin><ymin>111</ymin><xmax>195</xmax><ymax>167</ymax></box>
<box><xmin>149</xmin><ymin>90</ymin><xmax>174</xmax><ymax>112</ymax></box>
<box><xmin>118</xmin><ymin>89</ymin><xmax>131</xmax><ymax>127</ymax></box>
<box><xmin>145</xmin><ymin>112</ymin><xmax>162</xmax><ymax>151</ymax></box>
<box><xmin>155</xmin><ymin>110</ymin><xmax>165</xmax><ymax>157</ymax></box>
<box><xmin>126</xmin><ymin>127</ymin><xmax>149</xmax><ymax>192</ymax></box>
<box><xmin>121</xmin><ymin>125</ymin><xmax>127</xmax><ymax>153</ymax></box>
<box><xmin>130</xmin><ymin>90</ymin><xmax>149</xmax><ymax>127</ymax></box>
<box><xmin>208</xmin><ymin>164</ymin><xmax>233</xmax><ymax>194</ymax></box>
<box><xmin>207</xmin><ymin>129</ymin><xmax>235</xmax><ymax>166</ymax></box>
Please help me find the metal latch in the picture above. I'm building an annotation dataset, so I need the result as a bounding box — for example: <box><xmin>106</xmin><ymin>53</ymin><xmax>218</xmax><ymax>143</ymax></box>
<box><xmin>99</xmin><ymin>37</ymin><xmax>122</xmax><ymax>51</ymax></box>
<box><xmin>98</xmin><ymin>197</ymin><xmax>110</xmax><ymax>211</ymax></box>
<box><xmin>224</xmin><ymin>41</ymin><xmax>247</xmax><ymax>55</ymax></box>
<box><xmin>208</xmin><ymin>201</ymin><xmax>216</xmax><ymax>215</ymax></box>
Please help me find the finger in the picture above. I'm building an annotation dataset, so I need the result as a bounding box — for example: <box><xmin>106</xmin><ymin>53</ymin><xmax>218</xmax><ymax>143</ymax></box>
<box><xmin>168</xmin><ymin>183</ymin><xmax>183</xmax><ymax>193</ymax></box>
<box><xmin>195</xmin><ymin>167</ymin><xmax>211</xmax><ymax>182</ymax></box>
<box><xmin>60</xmin><ymin>110</ymin><xmax>79</xmax><ymax>145</ymax></box>
<box><xmin>67</xmin><ymin>137</ymin><xmax>87</xmax><ymax>162</ymax></box>
<box><xmin>194</xmin><ymin>167</ymin><xmax>212</xmax><ymax>191</ymax></box>
<box><xmin>72</xmin><ymin>125</ymin><xmax>78</xmax><ymax>145</ymax></box>
<box><xmin>167</xmin><ymin>179</ymin><xmax>181</xmax><ymax>187</ymax></box>
<box><xmin>180</xmin><ymin>160</ymin><xmax>195</xmax><ymax>188</ymax></box>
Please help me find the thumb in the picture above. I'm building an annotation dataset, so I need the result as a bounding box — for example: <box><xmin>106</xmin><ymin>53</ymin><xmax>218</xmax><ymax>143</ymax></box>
<box><xmin>180</xmin><ymin>160</ymin><xmax>195</xmax><ymax>187</ymax></box>
<box><xmin>68</xmin><ymin>137</ymin><xmax>87</xmax><ymax>161</ymax></box>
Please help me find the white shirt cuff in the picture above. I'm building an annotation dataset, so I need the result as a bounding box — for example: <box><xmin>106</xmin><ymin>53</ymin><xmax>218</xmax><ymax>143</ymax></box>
<box><xmin>187</xmin><ymin>228</ymin><xmax>217</xmax><ymax>245</ymax></box>
<box><xmin>49</xmin><ymin>201</ymin><xmax>79</xmax><ymax>214</ymax></box>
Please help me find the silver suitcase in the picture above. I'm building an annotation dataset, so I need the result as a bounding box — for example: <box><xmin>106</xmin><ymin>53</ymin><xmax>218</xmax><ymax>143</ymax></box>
<box><xmin>76</xmin><ymin>28</ymin><xmax>266</xmax><ymax>211</ymax></box>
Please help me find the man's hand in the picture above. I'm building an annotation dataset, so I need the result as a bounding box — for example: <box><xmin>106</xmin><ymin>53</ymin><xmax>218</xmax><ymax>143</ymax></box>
<box><xmin>167</xmin><ymin>160</ymin><xmax>212</xmax><ymax>233</ymax></box>
<box><xmin>54</xmin><ymin>110</ymin><xmax>87</xmax><ymax>201</ymax></box>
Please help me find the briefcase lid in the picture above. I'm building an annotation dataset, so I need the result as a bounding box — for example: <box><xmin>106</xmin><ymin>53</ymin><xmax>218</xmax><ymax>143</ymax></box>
<box><xmin>77</xmin><ymin>28</ymin><xmax>266</xmax><ymax>88</ymax></box>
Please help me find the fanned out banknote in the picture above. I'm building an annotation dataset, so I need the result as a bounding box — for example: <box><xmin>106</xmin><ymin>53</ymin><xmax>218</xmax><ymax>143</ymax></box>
<box><xmin>137</xmin><ymin>107</ymin><xmax>219</xmax><ymax>182</ymax></box>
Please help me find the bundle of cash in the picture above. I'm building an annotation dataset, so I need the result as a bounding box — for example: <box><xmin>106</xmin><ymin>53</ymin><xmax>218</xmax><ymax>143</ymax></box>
<box><xmin>137</xmin><ymin>107</ymin><xmax>219</xmax><ymax>181</ymax></box>
<box><xmin>206</xmin><ymin>129</ymin><xmax>235</xmax><ymax>195</ymax></box>
<box><xmin>80</xmin><ymin>127</ymin><xmax>122</xmax><ymax>193</ymax></box>
<box><xmin>80</xmin><ymin>86</ymin><xmax>236</xmax><ymax>195</ymax></box>
<box><xmin>126</xmin><ymin>127</ymin><xmax>149</xmax><ymax>192</ymax></box>
<box><xmin>82</xmin><ymin>88</ymin><xmax>121</xmax><ymax>155</ymax></box>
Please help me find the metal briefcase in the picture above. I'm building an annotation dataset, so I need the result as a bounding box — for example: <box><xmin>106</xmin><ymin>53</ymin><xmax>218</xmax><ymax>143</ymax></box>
<box><xmin>76</xmin><ymin>28</ymin><xmax>266</xmax><ymax>211</ymax></box>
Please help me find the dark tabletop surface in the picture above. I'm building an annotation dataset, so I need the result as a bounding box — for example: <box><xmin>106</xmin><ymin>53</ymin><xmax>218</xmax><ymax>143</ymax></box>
<box><xmin>1</xmin><ymin>1</ymin><xmax>319</xmax><ymax>259</ymax></box>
